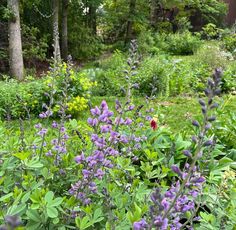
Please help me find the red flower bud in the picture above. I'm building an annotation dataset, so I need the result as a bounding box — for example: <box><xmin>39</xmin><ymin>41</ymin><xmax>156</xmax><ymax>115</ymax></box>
<box><xmin>150</xmin><ymin>118</ymin><xmax>158</xmax><ymax>130</ymax></box>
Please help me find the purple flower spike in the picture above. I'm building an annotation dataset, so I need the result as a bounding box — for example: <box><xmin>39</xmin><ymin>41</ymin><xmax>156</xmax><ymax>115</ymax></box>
<box><xmin>90</xmin><ymin>106</ymin><xmax>101</xmax><ymax>116</ymax></box>
<box><xmin>75</xmin><ymin>153</ymin><xmax>85</xmax><ymax>164</ymax></box>
<box><xmin>124</xmin><ymin>118</ymin><xmax>132</xmax><ymax>125</ymax></box>
<box><xmin>171</xmin><ymin>165</ymin><xmax>182</xmax><ymax>176</ymax></box>
<box><xmin>100</xmin><ymin>100</ymin><xmax>108</xmax><ymax>110</ymax></box>
<box><xmin>94</xmin><ymin>169</ymin><xmax>105</xmax><ymax>180</ymax></box>
<box><xmin>133</xmin><ymin>219</ymin><xmax>148</xmax><ymax>230</ymax></box>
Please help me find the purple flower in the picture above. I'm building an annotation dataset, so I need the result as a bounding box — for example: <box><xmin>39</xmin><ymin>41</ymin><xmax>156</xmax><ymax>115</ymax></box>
<box><xmin>52</xmin><ymin>121</ymin><xmax>58</xmax><ymax>128</ymax></box>
<box><xmin>89</xmin><ymin>182</ymin><xmax>97</xmax><ymax>193</ymax></box>
<box><xmin>60</xmin><ymin>126</ymin><xmax>66</xmax><ymax>133</ymax></box>
<box><xmin>154</xmin><ymin>216</ymin><xmax>168</xmax><ymax>230</ymax></box>
<box><xmin>100</xmin><ymin>100</ymin><xmax>108</xmax><ymax>110</ymax></box>
<box><xmin>128</xmin><ymin>105</ymin><xmax>135</xmax><ymax>111</ymax></box>
<box><xmin>100</xmin><ymin>125</ymin><xmax>112</xmax><ymax>133</ymax></box>
<box><xmin>34</xmin><ymin>123</ymin><xmax>42</xmax><ymax>129</ymax></box>
<box><xmin>82</xmin><ymin>169</ymin><xmax>90</xmax><ymax>179</ymax></box>
<box><xmin>90</xmin><ymin>106</ymin><xmax>101</xmax><ymax>116</ymax></box>
<box><xmin>45</xmin><ymin>150</ymin><xmax>53</xmax><ymax>157</ymax></box>
<box><xmin>133</xmin><ymin>219</ymin><xmax>148</xmax><ymax>230</ymax></box>
<box><xmin>75</xmin><ymin>153</ymin><xmax>85</xmax><ymax>164</ymax></box>
<box><xmin>37</xmin><ymin>128</ymin><xmax>48</xmax><ymax>137</ymax></box>
<box><xmin>171</xmin><ymin>165</ymin><xmax>182</xmax><ymax>176</ymax></box>
<box><xmin>120</xmin><ymin>135</ymin><xmax>129</xmax><ymax>144</ymax></box>
<box><xmin>87</xmin><ymin>118</ymin><xmax>98</xmax><ymax>127</ymax></box>
<box><xmin>94</xmin><ymin>169</ymin><xmax>105</xmax><ymax>180</ymax></box>
<box><xmin>161</xmin><ymin>198</ymin><xmax>169</xmax><ymax>210</ymax></box>
<box><xmin>115</xmin><ymin>117</ymin><xmax>124</xmax><ymax>125</ymax></box>
<box><xmin>124</xmin><ymin>118</ymin><xmax>132</xmax><ymax>125</ymax></box>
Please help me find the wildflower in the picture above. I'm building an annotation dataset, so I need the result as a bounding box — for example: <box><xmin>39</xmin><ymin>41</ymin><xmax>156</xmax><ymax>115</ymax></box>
<box><xmin>133</xmin><ymin>219</ymin><xmax>148</xmax><ymax>230</ymax></box>
<box><xmin>150</xmin><ymin>117</ymin><xmax>158</xmax><ymax>130</ymax></box>
<box><xmin>52</xmin><ymin>121</ymin><xmax>58</xmax><ymax>128</ymax></box>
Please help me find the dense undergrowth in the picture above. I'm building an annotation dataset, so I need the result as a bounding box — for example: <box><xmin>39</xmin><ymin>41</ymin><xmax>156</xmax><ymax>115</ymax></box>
<box><xmin>0</xmin><ymin>28</ymin><xmax>236</xmax><ymax>229</ymax></box>
<box><xmin>0</xmin><ymin>47</ymin><xmax>236</xmax><ymax>230</ymax></box>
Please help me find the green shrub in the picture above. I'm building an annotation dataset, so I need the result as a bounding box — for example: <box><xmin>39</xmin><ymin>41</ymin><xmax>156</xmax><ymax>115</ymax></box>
<box><xmin>0</xmin><ymin>77</ymin><xmax>46</xmax><ymax>119</ymax></box>
<box><xmin>195</xmin><ymin>43</ymin><xmax>234</xmax><ymax>69</ymax></box>
<box><xmin>154</xmin><ymin>32</ymin><xmax>201</xmax><ymax>55</ymax></box>
<box><xmin>223</xmin><ymin>33</ymin><xmax>236</xmax><ymax>55</ymax></box>
<box><xmin>201</xmin><ymin>23</ymin><xmax>224</xmax><ymax>40</ymax></box>
<box><xmin>221</xmin><ymin>62</ymin><xmax>236</xmax><ymax>93</ymax></box>
<box><xmin>22</xmin><ymin>24</ymin><xmax>48</xmax><ymax>62</ymax></box>
<box><xmin>134</xmin><ymin>55</ymin><xmax>210</xmax><ymax>97</ymax></box>
<box><xmin>0</xmin><ymin>63</ymin><xmax>95</xmax><ymax>119</ymax></box>
<box><xmin>91</xmin><ymin>50</ymin><xmax>127</xmax><ymax>96</ymax></box>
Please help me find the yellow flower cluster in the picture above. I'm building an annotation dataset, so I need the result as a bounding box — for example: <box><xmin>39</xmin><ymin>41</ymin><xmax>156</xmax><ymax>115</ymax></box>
<box><xmin>67</xmin><ymin>96</ymin><xmax>88</xmax><ymax>114</ymax></box>
<box><xmin>79</xmin><ymin>75</ymin><xmax>96</xmax><ymax>91</ymax></box>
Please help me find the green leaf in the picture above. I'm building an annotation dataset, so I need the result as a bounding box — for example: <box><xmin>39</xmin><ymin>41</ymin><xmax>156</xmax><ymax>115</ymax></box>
<box><xmin>26</xmin><ymin>209</ymin><xmax>41</xmax><ymax>222</ymax></box>
<box><xmin>22</xmin><ymin>191</ymin><xmax>31</xmax><ymax>203</ymax></box>
<box><xmin>13</xmin><ymin>151</ymin><xmax>31</xmax><ymax>160</ymax></box>
<box><xmin>46</xmin><ymin>206</ymin><xmax>58</xmax><ymax>218</ymax></box>
<box><xmin>76</xmin><ymin>216</ymin><xmax>94</xmax><ymax>230</ymax></box>
<box><xmin>53</xmin><ymin>217</ymin><xmax>60</xmax><ymax>224</ymax></box>
<box><xmin>25</xmin><ymin>157</ymin><xmax>43</xmax><ymax>169</ymax></box>
<box><xmin>45</xmin><ymin>191</ymin><xmax>54</xmax><ymax>203</ymax></box>
<box><xmin>26</xmin><ymin>221</ymin><xmax>42</xmax><ymax>230</ymax></box>
<box><xmin>7</xmin><ymin>203</ymin><xmax>26</xmax><ymax>215</ymax></box>
<box><xmin>48</xmin><ymin>197</ymin><xmax>63</xmax><ymax>207</ymax></box>
<box><xmin>0</xmin><ymin>192</ymin><xmax>13</xmax><ymax>201</ymax></box>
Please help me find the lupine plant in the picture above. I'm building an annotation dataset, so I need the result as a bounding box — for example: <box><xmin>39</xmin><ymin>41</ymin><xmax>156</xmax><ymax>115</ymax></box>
<box><xmin>0</xmin><ymin>55</ymin><xmax>235</xmax><ymax>230</ymax></box>
<box><xmin>133</xmin><ymin>68</ymin><xmax>223</xmax><ymax>230</ymax></box>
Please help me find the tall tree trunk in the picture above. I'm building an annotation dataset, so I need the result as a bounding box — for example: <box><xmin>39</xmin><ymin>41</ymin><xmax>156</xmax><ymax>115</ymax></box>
<box><xmin>53</xmin><ymin>0</ymin><xmax>61</xmax><ymax>62</ymax></box>
<box><xmin>88</xmin><ymin>4</ymin><xmax>97</xmax><ymax>35</ymax></box>
<box><xmin>61</xmin><ymin>0</ymin><xmax>68</xmax><ymax>60</ymax></box>
<box><xmin>8</xmin><ymin>0</ymin><xmax>24</xmax><ymax>80</ymax></box>
<box><xmin>150</xmin><ymin>0</ymin><xmax>159</xmax><ymax>28</ymax></box>
<box><xmin>125</xmin><ymin>0</ymin><xmax>136</xmax><ymax>44</ymax></box>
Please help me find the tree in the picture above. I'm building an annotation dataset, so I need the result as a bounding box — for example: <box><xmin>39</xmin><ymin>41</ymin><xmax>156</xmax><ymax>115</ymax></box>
<box><xmin>53</xmin><ymin>0</ymin><xmax>61</xmax><ymax>61</ymax></box>
<box><xmin>8</xmin><ymin>0</ymin><xmax>24</xmax><ymax>80</ymax></box>
<box><xmin>61</xmin><ymin>0</ymin><xmax>69</xmax><ymax>60</ymax></box>
<box><xmin>125</xmin><ymin>0</ymin><xmax>136</xmax><ymax>44</ymax></box>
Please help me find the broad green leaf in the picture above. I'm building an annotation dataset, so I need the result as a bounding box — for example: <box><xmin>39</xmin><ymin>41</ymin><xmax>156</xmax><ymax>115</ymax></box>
<box><xmin>13</xmin><ymin>151</ymin><xmax>31</xmax><ymax>160</ymax></box>
<box><xmin>26</xmin><ymin>209</ymin><xmax>41</xmax><ymax>222</ymax></box>
<box><xmin>45</xmin><ymin>191</ymin><xmax>54</xmax><ymax>203</ymax></box>
<box><xmin>48</xmin><ymin>197</ymin><xmax>63</xmax><ymax>207</ymax></box>
<box><xmin>46</xmin><ymin>206</ymin><xmax>58</xmax><ymax>218</ymax></box>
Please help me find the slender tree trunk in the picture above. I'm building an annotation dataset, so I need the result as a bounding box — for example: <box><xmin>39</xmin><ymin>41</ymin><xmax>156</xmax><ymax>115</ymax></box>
<box><xmin>61</xmin><ymin>0</ymin><xmax>68</xmax><ymax>60</ymax></box>
<box><xmin>150</xmin><ymin>0</ymin><xmax>159</xmax><ymax>28</ymax></box>
<box><xmin>8</xmin><ymin>0</ymin><xmax>24</xmax><ymax>80</ymax></box>
<box><xmin>125</xmin><ymin>0</ymin><xmax>136</xmax><ymax>44</ymax></box>
<box><xmin>88</xmin><ymin>4</ymin><xmax>97</xmax><ymax>35</ymax></box>
<box><xmin>53</xmin><ymin>0</ymin><xmax>61</xmax><ymax>62</ymax></box>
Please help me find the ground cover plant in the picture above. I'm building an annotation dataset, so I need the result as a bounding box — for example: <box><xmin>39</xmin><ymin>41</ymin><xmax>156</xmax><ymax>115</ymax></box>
<box><xmin>1</xmin><ymin>1</ymin><xmax>236</xmax><ymax>229</ymax></box>
<box><xmin>0</xmin><ymin>53</ymin><xmax>236</xmax><ymax>229</ymax></box>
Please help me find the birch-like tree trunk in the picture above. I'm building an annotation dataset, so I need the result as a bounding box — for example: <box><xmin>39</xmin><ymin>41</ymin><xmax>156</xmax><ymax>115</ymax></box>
<box><xmin>8</xmin><ymin>0</ymin><xmax>24</xmax><ymax>80</ymax></box>
<box><xmin>53</xmin><ymin>0</ymin><xmax>61</xmax><ymax>62</ymax></box>
<box><xmin>61</xmin><ymin>0</ymin><xmax>68</xmax><ymax>60</ymax></box>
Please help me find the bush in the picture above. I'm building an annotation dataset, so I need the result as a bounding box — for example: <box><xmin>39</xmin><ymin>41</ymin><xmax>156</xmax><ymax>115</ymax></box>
<box><xmin>195</xmin><ymin>43</ymin><xmax>234</xmax><ymax>69</ymax></box>
<box><xmin>91</xmin><ymin>50</ymin><xmax>127</xmax><ymax>96</ymax></box>
<box><xmin>0</xmin><ymin>77</ymin><xmax>46</xmax><ymax>119</ymax></box>
<box><xmin>201</xmin><ymin>23</ymin><xmax>224</xmax><ymax>40</ymax></box>
<box><xmin>134</xmin><ymin>55</ymin><xmax>210</xmax><ymax>97</ymax></box>
<box><xmin>222</xmin><ymin>33</ymin><xmax>236</xmax><ymax>55</ymax></box>
<box><xmin>155</xmin><ymin>32</ymin><xmax>201</xmax><ymax>55</ymax></box>
<box><xmin>0</xmin><ymin>63</ymin><xmax>95</xmax><ymax>119</ymax></box>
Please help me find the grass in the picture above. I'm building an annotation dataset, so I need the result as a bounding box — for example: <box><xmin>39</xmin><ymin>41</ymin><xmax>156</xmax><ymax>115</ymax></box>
<box><xmin>2</xmin><ymin>94</ymin><xmax>235</xmax><ymax>136</ymax></box>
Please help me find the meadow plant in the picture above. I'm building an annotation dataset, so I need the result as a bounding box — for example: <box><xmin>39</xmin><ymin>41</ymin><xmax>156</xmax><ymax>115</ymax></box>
<box><xmin>134</xmin><ymin>68</ymin><xmax>222</xmax><ymax>230</ymax></box>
